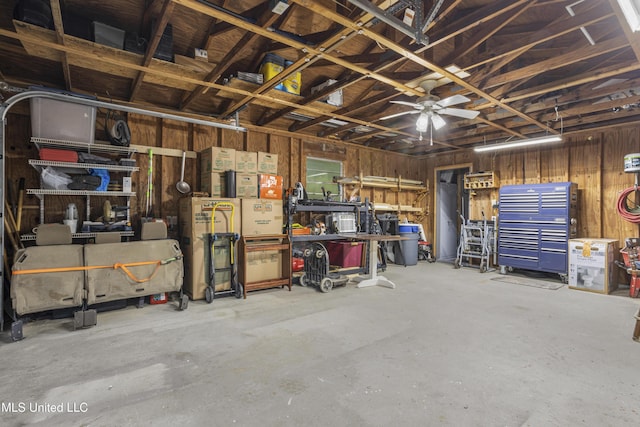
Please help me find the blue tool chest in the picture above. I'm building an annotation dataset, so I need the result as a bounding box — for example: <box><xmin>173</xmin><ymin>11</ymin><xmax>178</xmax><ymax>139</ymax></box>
<box><xmin>498</xmin><ymin>182</ymin><xmax>578</xmax><ymax>276</ymax></box>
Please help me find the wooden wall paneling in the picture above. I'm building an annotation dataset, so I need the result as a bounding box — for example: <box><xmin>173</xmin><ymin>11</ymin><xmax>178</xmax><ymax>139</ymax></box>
<box><xmin>569</xmin><ymin>138</ymin><xmax>602</xmax><ymax>238</ymax></box>
<box><xmin>192</xmin><ymin>124</ymin><xmax>218</xmax><ymax>192</ymax></box>
<box><xmin>129</xmin><ymin>113</ymin><xmax>158</xmax><ymax>219</ymax></box>
<box><xmin>341</xmin><ymin>146</ymin><xmax>359</xmax><ymax>202</ymax></box>
<box><xmin>602</xmin><ymin>128</ymin><xmax>638</xmax><ymax>242</ymax></box>
<box><xmin>192</xmin><ymin>124</ymin><xmax>218</xmax><ymax>152</ymax></box>
<box><xmin>523</xmin><ymin>149</ymin><xmax>541</xmax><ymax>184</ymax></box>
<box><xmin>268</xmin><ymin>133</ymin><xmax>291</xmax><ymax>188</ymax></box>
<box><xmin>359</xmin><ymin>149</ymin><xmax>373</xmax><ymax>204</ymax></box>
<box><xmin>540</xmin><ymin>145</ymin><xmax>569</xmax><ymax>183</ymax></box>
<box><xmin>290</xmin><ymin>137</ymin><xmax>302</xmax><ymax>186</ymax></box>
<box><xmin>475</xmin><ymin>152</ymin><xmax>496</xmax><ymax>172</ymax></box>
<box><xmin>246</xmin><ymin>130</ymin><xmax>267</xmax><ymax>153</ymax></box>
<box><xmin>6</xmin><ymin>114</ymin><xmax>40</xmax><ymax>233</ymax></box>
<box><xmin>496</xmin><ymin>151</ymin><xmax>524</xmax><ymax>186</ymax></box>
<box><xmin>220</xmin><ymin>128</ymin><xmax>244</xmax><ymax>151</ymax></box>
<box><xmin>469</xmin><ymin>192</ymin><xmax>493</xmax><ymax>221</ymax></box>
<box><xmin>159</xmin><ymin>119</ymin><xmax>188</xmax><ymax>219</ymax></box>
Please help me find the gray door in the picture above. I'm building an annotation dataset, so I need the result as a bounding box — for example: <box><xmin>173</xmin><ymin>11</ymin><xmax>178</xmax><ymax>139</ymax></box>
<box><xmin>436</xmin><ymin>180</ymin><xmax>459</xmax><ymax>262</ymax></box>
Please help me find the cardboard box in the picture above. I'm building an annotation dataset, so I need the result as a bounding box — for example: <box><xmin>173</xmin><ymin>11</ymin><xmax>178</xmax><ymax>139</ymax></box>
<box><xmin>236</xmin><ymin>173</ymin><xmax>258</xmax><ymax>198</ymax></box>
<box><xmin>569</xmin><ymin>239</ymin><xmax>619</xmax><ymax>294</ymax></box>
<box><xmin>200</xmin><ymin>172</ymin><xmax>226</xmax><ymax>197</ymax></box>
<box><xmin>244</xmin><ymin>249</ymin><xmax>282</xmax><ymax>283</ymax></box>
<box><xmin>259</xmin><ymin>174</ymin><xmax>283</xmax><ymax>200</ymax></box>
<box><xmin>178</xmin><ymin>197</ymin><xmax>241</xmax><ymax>300</ymax></box>
<box><xmin>235</xmin><ymin>151</ymin><xmax>258</xmax><ymax>173</ymax></box>
<box><xmin>241</xmin><ymin>199</ymin><xmax>283</xmax><ymax>235</ymax></box>
<box><xmin>257</xmin><ymin>152</ymin><xmax>278</xmax><ymax>174</ymax></box>
<box><xmin>200</xmin><ymin>147</ymin><xmax>236</xmax><ymax>173</ymax></box>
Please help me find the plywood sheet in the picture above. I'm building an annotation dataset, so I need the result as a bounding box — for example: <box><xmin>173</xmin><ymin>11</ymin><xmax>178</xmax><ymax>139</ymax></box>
<box><xmin>569</xmin><ymin>138</ymin><xmax>601</xmax><ymax>237</ymax></box>
<box><xmin>160</xmin><ymin>119</ymin><xmax>189</xmax><ymax>218</ymax></box>
<box><xmin>129</xmin><ymin>114</ymin><xmax>158</xmax><ymax>215</ymax></box>
<box><xmin>540</xmin><ymin>145</ymin><xmax>569</xmax><ymax>183</ymax></box>
<box><xmin>602</xmin><ymin>128</ymin><xmax>638</xmax><ymax>242</ymax></box>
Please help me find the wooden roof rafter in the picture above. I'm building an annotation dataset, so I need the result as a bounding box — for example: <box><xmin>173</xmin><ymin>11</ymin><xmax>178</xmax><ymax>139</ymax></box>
<box><xmin>130</xmin><ymin>0</ymin><xmax>175</xmax><ymax>102</ymax></box>
<box><xmin>49</xmin><ymin>0</ymin><xmax>71</xmax><ymax>91</ymax></box>
<box><xmin>288</xmin><ymin>0</ymin><xmax>556</xmax><ymax>137</ymax></box>
<box><xmin>180</xmin><ymin>2</ymin><xmax>285</xmax><ymax>109</ymax></box>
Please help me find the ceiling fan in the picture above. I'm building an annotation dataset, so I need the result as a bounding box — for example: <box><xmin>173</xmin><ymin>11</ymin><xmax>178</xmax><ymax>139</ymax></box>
<box><xmin>381</xmin><ymin>80</ymin><xmax>480</xmax><ymax>144</ymax></box>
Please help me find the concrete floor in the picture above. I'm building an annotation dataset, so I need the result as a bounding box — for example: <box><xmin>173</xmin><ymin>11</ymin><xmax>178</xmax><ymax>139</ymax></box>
<box><xmin>1</xmin><ymin>262</ymin><xmax>639</xmax><ymax>426</ymax></box>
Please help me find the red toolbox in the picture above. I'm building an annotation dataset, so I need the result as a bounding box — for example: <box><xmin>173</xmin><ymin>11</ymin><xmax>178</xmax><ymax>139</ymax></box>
<box><xmin>39</xmin><ymin>148</ymin><xmax>79</xmax><ymax>163</ymax></box>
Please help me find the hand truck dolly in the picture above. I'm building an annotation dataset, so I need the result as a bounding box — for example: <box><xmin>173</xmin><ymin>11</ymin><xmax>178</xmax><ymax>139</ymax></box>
<box><xmin>298</xmin><ymin>242</ymin><xmax>349</xmax><ymax>293</ymax></box>
<box><xmin>205</xmin><ymin>201</ymin><xmax>243</xmax><ymax>303</ymax></box>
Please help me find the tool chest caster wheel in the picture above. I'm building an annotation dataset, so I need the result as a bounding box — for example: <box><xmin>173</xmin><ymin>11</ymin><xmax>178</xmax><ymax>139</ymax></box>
<box><xmin>205</xmin><ymin>286</ymin><xmax>214</xmax><ymax>303</ymax></box>
<box><xmin>319</xmin><ymin>277</ymin><xmax>333</xmax><ymax>293</ymax></box>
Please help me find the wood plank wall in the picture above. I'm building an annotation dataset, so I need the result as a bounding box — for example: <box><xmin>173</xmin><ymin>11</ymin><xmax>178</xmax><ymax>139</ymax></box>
<box><xmin>425</xmin><ymin>129</ymin><xmax>640</xmax><ymax>249</ymax></box>
<box><xmin>5</xmin><ymin>109</ymin><xmax>639</xmax><ymax>253</ymax></box>
<box><xmin>3</xmin><ymin>112</ymin><xmax>426</xmax><ymax>239</ymax></box>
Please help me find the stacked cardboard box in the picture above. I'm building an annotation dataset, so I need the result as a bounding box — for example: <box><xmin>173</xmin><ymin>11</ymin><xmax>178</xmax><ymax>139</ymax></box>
<box><xmin>190</xmin><ymin>149</ymin><xmax>286</xmax><ymax>296</ymax></box>
<box><xmin>200</xmin><ymin>147</ymin><xmax>236</xmax><ymax>197</ymax></box>
<box><xmin>241</xmin><ymin>198</ymin><xmax>286</xmax><ymax>284</ymax></box>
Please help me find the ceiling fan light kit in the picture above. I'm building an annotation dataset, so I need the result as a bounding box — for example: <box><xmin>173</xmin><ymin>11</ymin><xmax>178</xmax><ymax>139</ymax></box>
<box><xmin>381</xmin><ymin>79</ymin><xmax>480</xmax><ymax>144</ymax></box>
<box><xmin>416</xmin><ymin>113</ymin><xmax>430</xmax><ymax>132</ymax></box>
<box><xmin>617</xmin><ymin>0</ymin><xmax>640</xmax><ymax>32</ymax></box>
<box><xmin>473</xmin><ymin>135</ymin><xmax>563</xmax><ymax>153</ymax></box>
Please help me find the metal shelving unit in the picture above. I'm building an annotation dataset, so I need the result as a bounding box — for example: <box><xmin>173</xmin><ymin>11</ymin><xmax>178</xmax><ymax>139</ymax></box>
<box><xmin>27</xmin><ymin>137</ymin><xmax>139</xmax><ymax>236</ymax></box>
<box><xmin>29</xmin><ymin>159</ymin><xmax>138</xmax><ymax>173</ymax></box>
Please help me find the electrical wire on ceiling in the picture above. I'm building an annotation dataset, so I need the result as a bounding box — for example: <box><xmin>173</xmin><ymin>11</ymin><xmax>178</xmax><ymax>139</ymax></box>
<box><xmin>553</xmin><ymin>102</ymin><xmax>564</xmax><ymax>134</ymax></box>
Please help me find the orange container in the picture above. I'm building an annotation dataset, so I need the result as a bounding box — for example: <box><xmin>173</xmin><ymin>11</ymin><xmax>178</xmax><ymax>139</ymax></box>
<box><xmin>259</xmin><ymin>174</ymin><xmax>283</xmax><ymax>200</ymax></box>
<box><xmin>292</xmin><ymin>227</ymin><xmax>311</xmax><ymax>235</ymax></box>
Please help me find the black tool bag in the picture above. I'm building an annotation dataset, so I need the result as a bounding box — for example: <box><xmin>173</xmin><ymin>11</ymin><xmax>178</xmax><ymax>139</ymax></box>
<box><xmin>67</xmin><ymin>175</ymin><xmax>101</xmax><ymax>191</ymax></box>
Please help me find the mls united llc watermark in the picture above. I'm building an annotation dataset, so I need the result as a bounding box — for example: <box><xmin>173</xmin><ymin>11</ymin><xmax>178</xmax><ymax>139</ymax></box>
<box><xmin>2</xmin><ymin>401</ymin><xmax>88</xmax><ymax>414</ymax></box>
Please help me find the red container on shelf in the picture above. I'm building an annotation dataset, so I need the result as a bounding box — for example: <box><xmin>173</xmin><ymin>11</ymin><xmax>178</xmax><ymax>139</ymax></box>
<box><xmin>39</xmin><ymin>148</ymin><xmax>79</xmax><ymax>163</ymax></box>
<box><xmin>325</xmin><ymin>241</ymin><xmax>364</xmax><ymax>268</ymax></box>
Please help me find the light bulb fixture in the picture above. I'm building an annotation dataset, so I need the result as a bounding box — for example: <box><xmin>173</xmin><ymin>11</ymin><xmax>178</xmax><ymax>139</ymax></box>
<box><xmin>617</xmin><ymin>0</ymin><xmax>640</xmax><ymax>32</ymax></box>
<box><xmin>416</xmin><ymin>112</ymin><xmax>430</xmax><ymax>132</ymax></box>
<box><xmin>473</xmin><ymin>135</ymin><xmax>563</xmax><ymax>152</ymax></box>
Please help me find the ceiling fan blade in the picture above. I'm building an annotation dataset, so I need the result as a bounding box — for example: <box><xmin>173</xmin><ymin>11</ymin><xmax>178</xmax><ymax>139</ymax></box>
<box><xmin>436</xmin><ymin>94</ymin><xmax>471</xmax><ymax>108</ymax></box>
<box><xmin>438</xmin><ymin>108</ymin><xmax>480</xmax><ymax>119</ymax></box>
<box><xmin>390</xmin><ymin>100</ymin><xmax>423</xmax><ymax>109</ymax></box>
<box><xmin>431</xmin><ymin>114</ymin><xmax>447</xmax><ymax>130</ymax></box>
<box><xmin>380</xmin><ymin>110</ymin><xmax>421</xmax><ymax>120</ymax></box>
